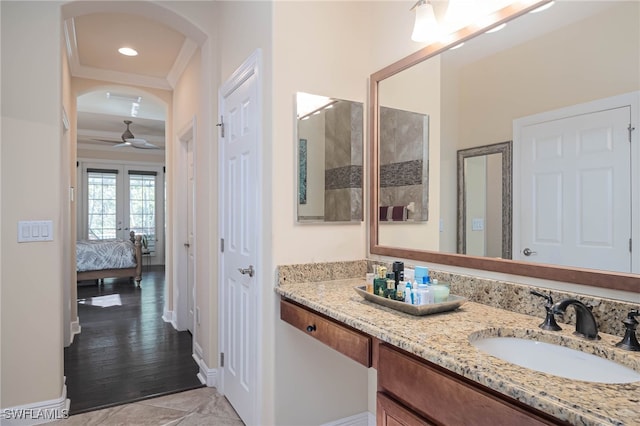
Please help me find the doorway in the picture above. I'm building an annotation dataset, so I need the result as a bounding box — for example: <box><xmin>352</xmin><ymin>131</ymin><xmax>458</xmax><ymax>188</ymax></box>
<box><xmin>513</xmin><ymin>92</ymin><xmax>639</xmax><ymax>273</ymax></box>
<box><xmin>63</xmin><ymin>0</ymin><xmax>210</xmax><ymax>413</ymax></box>
<box><xmin>219</xmin><ymin>50</ymin><xmax>263</xmax><ymax>426</ymax></box>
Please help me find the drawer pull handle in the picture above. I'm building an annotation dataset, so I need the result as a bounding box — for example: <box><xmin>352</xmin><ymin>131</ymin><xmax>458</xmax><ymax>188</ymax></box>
<box><xmin>306</xmin><ymin>325</ymin><xmax>316</xmax><ymax>333</ymax></box>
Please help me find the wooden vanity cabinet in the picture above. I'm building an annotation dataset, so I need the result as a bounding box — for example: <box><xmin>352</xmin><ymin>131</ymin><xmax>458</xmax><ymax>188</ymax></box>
<box><xmin>280</xmin><ymin>298</ymin><xmax>371</xmax><ymax>367</ymax></box>
<box><xmin>377</xmin><ymin>344</ymin><xmax>564</xmax><ymax>426</ymax></box>
<box><xmin>279</xmin><ymin>300</ymin><xmax>565</xmax><ymax>425</ymax></box>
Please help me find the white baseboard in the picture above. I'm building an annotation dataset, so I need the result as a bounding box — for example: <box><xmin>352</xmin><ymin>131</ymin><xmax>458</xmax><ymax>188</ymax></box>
<box><xmin>69</xmin><ymin>318</ymin><xmax>81</xmax><ymax>345</ymax></box>
<box><xmin>1</xmin><ymin>381</ymin><xmax>70</xmax><ymax>425</ymax></box>
<box><xmin>162</xmin><ymin>309</ymin><xmax>175</xmax><ymax>326</ymax></box>
<box><xmin>193</xmin><ymin>342</ymin><xmax>217</xmax><ymax>387</ymax></box>
<box><xmin>320</xmin><ymin>412</ymin><xmax>373</xmax><ymax>426</ymax></box>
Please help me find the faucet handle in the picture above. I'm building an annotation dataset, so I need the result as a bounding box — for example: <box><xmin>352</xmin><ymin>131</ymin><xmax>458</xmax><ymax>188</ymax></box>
<box><xmin>530</xmin><ymin>290</ymin><xmax>553</xmax><ymax>306</ymax></box>
<box><xmin>615</xmin><ymin>310</ymin><xmax>640</xmax><ymax>351</ymax></box>
<box><xmin>530</xmin><ymin>290</ymin><xmax>562</xmax><ymax>331</ymax></box>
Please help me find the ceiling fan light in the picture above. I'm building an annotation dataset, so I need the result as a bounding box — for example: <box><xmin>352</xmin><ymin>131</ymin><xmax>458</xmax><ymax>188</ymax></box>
<box><xmin>118</xmin><ymin>47</ymin><xmax>138</xmax><ymax>56</ymax></box>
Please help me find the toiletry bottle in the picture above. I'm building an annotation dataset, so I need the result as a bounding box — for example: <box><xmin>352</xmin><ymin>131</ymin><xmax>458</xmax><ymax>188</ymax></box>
<box><xmin>423</xmin><ymin>276</ymin><xmax>434</xmax><ymax>303</ymax></box>
<box><xmin>392</xmin><ymin>261</ymin><xmax>404</xmax><ymax>292</ymax></box>
<box><xmin>374</xmin><ymin>277</ymin><xmax>387</xmax><ymax>297</ymax></box>
<box><xmin>386</xmin><ymin>278</ymin><xmax>395</xmax><ymax>299</ymax></box>
<box><xmin>404</xmin><ymin>281</ymin><xmax>412</xmax><ymax>303</ymax></box>
<box><xmin>397</xmin><ymin>281</ymin><xmax>406</xmax><ymax>300</ymax></box>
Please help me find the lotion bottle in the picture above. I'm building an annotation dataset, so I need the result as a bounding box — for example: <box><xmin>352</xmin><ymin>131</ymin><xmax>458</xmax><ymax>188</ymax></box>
<box><xmin>404</xmin><ymin>281</ymin><xmax>412</xmax><ymax>304</ymax></box>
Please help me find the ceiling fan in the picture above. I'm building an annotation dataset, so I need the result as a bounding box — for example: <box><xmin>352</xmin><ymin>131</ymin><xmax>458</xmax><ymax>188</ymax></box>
<box><xmin>93</xmin><ymin>120</ymin><xmax>161</xmax><ymax>149</ymax></box>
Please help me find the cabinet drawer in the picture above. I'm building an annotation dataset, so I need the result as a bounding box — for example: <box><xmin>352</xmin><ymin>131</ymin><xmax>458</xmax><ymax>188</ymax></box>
<box><xmin>378</xmin><ymin>344</ymin><xmax>559</xmax><ymax>426</ymax></box>
<box><xmin>280</xmin><ymin>298</ymin><xmax>371</xmax><ymax>367</ymax></box>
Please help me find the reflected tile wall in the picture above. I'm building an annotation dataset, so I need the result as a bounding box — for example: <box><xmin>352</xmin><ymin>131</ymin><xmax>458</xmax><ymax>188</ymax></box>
<box><xmin>324</xmin><ymin>101</ymin><xmax>363</xmax><ymax>221</ymax></box>
<box><xmin>379</xmin><ymin>106</ymin><xmax>429</xmax><ymax>220</ymax></box>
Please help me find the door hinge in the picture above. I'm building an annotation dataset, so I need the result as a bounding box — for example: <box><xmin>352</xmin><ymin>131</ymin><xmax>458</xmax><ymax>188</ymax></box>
<box><xmin>220</xmin><ymin>352</ymin><xmax>224</xmax><ymax>367</ymax></box>
<box><xmin>630</xmin><ymin>238</ymin><xmax>633</xmax><ymax>253</ymax></box>
<box><xmin>216</xmin><ymin>116</ymin><xmax>225</xmax><ymax>138</ymax></box>
<box><xmin>629</xmin><ymin>124</ymin><xmax>635</xmax><ymax>143</ymax></box>
<box><xmin>221</xmin><ymin>238</ymin><xmax>225</xmax><ymax>253</ymax></box>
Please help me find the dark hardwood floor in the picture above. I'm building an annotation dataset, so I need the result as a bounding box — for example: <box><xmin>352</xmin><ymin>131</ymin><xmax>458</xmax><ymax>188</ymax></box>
<box><xmin>65</xmin><ymin>266</ymin><xmax>203</xmax><ymax>415</ymax></box>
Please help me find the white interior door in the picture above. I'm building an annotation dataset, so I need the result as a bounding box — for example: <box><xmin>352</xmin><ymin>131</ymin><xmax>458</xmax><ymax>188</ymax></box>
<box><xmin>516</xmin><ymin>106</ymin><xmax>631</xmax><ymax>272</ymax></box>
<box><xmin>220</xmin><ymin>52</ymin><xmax>260</xmax><ymax>425</ymax></box>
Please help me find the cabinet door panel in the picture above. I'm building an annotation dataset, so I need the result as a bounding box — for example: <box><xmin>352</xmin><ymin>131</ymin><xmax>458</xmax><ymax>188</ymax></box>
<box><xmin>377</xmin><ymin>392</ymin><xmax>434</xmax><ymax>426</ymax></box>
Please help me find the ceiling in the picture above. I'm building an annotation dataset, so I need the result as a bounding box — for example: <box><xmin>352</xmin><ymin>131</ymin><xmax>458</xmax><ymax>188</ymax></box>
<box><xmin>66</xmin><ymin>11</ymin><xmax>198</xmax><ymax>153</ymax></box>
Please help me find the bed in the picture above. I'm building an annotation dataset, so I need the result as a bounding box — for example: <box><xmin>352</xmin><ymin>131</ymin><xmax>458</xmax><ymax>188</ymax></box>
<box><xmin>76</xmin><ymin>231</ymin><xmax>143</xmax><ymax>287</ymax></box>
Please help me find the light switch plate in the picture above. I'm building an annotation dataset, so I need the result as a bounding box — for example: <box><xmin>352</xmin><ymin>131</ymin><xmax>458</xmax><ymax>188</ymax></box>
<box><xmin>472</xmin><ymin>218</ymin><xmax>485</xmax><ymax>231</ymax></box>
<box><xmin>18</xmin><ymin>220</ymin><xmax>53</xmax><ymax>242</ymax></box>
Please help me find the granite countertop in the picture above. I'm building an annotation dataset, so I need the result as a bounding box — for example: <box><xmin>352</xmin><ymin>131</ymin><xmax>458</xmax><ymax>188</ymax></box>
<box><xmin>276</xmin><ymin>278</ymin><xmax>640</xmax><ymax>426</ymax></box>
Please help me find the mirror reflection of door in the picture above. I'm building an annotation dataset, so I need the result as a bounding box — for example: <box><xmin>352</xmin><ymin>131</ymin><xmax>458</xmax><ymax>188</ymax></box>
<box><xmin>515</xmin><ymin>102</ymin><xmax>633</xmax><ymax>273</ymax></box>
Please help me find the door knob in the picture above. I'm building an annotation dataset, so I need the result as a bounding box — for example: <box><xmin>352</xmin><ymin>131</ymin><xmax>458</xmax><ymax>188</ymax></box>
<box><xmin>238</xmin><ymin>265</ymin><xmax>255</xmax><ymax>277</ymax></box>
<box><xmin>523</xmin><ymin>248</ymin><xmax>537</xmax><ymax>256</ymax></box>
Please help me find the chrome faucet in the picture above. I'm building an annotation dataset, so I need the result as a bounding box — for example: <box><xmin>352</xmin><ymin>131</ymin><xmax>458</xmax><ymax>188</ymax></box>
<box><xmin>551</xmin><ymin>299</ymin><xmax>600</xmax><ymax>340</ymax></box>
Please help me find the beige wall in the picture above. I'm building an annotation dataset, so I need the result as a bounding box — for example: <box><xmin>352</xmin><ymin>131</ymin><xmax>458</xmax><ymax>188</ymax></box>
<box><xmin>1</xmin><ymin>0</ymin><xmax>65</xmax><ymax>408</ymax></box>
<box><xmin>457</xmin><ymin>2</ymin><xmax>640</xmax><ymax>149</ymax></box>
<box><xmin>172</xmin><ymin>47</ymin><xmax>214</xmax><ymax>365</ymax></box>
<box><xmin>271</xmin><ymin>2</ymin><xmax>372</xmax><ymax>424</ymax></box>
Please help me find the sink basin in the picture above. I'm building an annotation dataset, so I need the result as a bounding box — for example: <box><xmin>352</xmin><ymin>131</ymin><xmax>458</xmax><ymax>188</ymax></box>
<box><xmin>471</xmin><ymin>336</ymin><xmax>640</xmax><ymax>384</ymax></box>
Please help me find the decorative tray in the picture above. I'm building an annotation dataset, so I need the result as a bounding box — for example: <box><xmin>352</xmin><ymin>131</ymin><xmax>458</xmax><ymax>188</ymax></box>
<box><xmin>353</xmin><ymin>285</ymin><xmax>466</xmax><ymax>316</ymax></box>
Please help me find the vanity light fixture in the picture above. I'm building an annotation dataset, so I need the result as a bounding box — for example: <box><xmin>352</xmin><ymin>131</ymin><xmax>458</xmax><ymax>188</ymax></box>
<box><xmin>118</xmin><ymin>47</ymin><xmax>138</xmax><ymax>56</ymax></box>
<box><xmin>444</xmin><ymin>0</ymin><xmax>480</xmax><ymax>33</ymax></box>
<box><xmin>411</xmin><ymin>0</ymin><xmax>439</xmax><ymax>43</ymax></box>
<box><xmin>412</xmin><ymin>0</ymin><xmax>516</xmax><ymax>43</ymax></box>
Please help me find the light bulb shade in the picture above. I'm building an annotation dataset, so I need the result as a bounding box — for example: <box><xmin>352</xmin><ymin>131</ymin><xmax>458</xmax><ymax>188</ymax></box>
<box><xmin>443</xmin><ymin>0</ymin><xmax>479</xmax><ymax>33</ymax></box>
<box><xmin>411</xmin><ymin>1</ymin><xmax>439</xmax><ymax>42</ymax></box>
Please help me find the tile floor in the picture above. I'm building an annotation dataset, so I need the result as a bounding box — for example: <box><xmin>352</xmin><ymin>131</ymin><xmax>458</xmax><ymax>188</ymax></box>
<box><xmin>52</xmin><ymin>387</ymin><xmax>244</xmax><ymax>426</ymax></box>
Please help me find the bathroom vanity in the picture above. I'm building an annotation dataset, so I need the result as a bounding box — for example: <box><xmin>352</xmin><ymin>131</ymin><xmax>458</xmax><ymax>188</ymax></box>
<box><xmin>276</xmin><ymin>276</ymin><xmax>640</xmax><ymax>426</ymax></box>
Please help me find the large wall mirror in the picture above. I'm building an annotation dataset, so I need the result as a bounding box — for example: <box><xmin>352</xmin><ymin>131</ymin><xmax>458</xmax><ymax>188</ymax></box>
<box><xmin>297</xmin><ymin>92</ymin><xmax>364</xmax><ymax>223</ymax></box>
<box><xmin>370</xmin><ymin>1</ymin><xmax>639</xmax><ymax>292</ymax></box>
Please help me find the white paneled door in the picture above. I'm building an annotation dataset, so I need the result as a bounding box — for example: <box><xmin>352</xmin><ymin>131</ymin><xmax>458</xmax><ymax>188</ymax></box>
<box><xmin>220</xmin><ymin>51</ymin><xmax>261</xmax><ymax>426</ymax></box>
<box><xmin>516</xmin><ymin>106</ymin><xmax>631</xmax><ymax>272</ymax></box>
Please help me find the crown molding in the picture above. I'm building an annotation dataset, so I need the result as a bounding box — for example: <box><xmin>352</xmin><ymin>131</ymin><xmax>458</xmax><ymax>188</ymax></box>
<box><xmin>167</xmin><ymin>38</ymin><xmax>198</xmax><ymax>89</ymax></box>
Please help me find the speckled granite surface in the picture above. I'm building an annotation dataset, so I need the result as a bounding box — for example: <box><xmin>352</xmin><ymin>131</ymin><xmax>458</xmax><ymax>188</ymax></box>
<box><xmin>367</xmin><ymin>260</ymin><xmax>640</xmax><ymax>337</ymax></box>
<box><xmin>275</xmin><ymin>276</ymin><xmax>640</xmax><ymax>426</ymax></box>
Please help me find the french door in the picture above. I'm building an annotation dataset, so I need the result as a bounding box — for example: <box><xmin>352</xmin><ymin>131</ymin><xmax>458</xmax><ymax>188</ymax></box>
<box><xmin>79</xmin><ymin>161</ymin><xmax>164</xmax><ymax>263</ymax></box>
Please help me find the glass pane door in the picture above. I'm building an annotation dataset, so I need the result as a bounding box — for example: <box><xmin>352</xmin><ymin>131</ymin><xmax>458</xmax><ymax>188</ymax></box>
<box><xmin>86</xmin><ymin>169</ymin><xmax>120</xmax><ymax>240</ymax></box>
<box><xmin>128</xmin><ymin>172</ymin><xmax>157</xmax><ymax>254</ymax></box>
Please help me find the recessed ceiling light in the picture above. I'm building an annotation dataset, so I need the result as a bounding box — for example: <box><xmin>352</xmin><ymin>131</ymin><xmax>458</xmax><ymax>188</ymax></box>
<box><xmin>118</xmin><ymin>47</ymin><xmax>138</xmax><ymax>56</ymax></box>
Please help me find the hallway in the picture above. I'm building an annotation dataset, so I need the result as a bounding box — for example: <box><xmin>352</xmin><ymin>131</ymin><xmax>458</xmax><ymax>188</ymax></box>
<box><xmin>65</xmin><ymin>267</ymin><xmax>203</xmax><ymax>414</ymax></box>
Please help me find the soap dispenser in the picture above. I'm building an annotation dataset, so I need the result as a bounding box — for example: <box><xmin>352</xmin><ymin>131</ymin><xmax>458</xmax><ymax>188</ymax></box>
<box><xmin>615</xmin><ymin>310</ymin><xmax>640</xmax><ymax>351</ymax></box>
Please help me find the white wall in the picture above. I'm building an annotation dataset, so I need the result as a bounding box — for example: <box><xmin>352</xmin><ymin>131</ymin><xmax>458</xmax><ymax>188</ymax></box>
<box><xmin>1</xmin><ymin>0</ymin><xmax>65</xmax><ymax>408</ymax></box>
